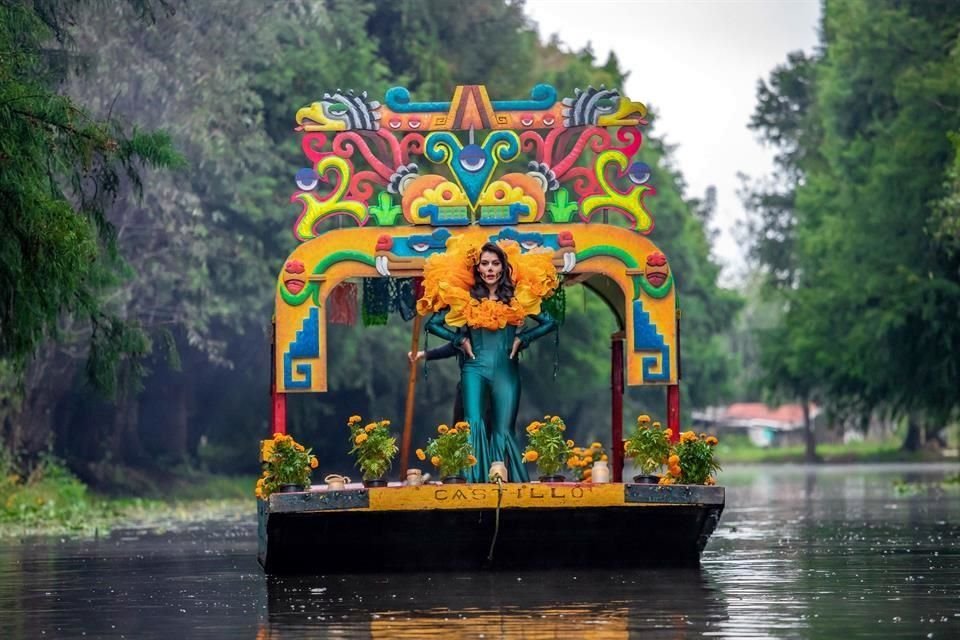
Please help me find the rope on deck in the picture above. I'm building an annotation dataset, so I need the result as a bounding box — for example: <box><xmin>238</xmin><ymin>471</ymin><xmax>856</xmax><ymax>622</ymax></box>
<box><xmin>485</xmin><ymin>475</ymin><xmax>505</xmax><ymax>564</ymax></box>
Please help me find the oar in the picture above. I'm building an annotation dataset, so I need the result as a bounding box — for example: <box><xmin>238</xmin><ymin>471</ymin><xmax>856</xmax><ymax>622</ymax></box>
<box><xmin>399</xmin><ymin>313</ymin><xmax>422</xmax><ymax>478</ymax></box>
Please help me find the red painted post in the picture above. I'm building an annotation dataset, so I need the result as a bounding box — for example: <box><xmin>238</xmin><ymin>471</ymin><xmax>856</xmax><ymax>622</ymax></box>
<box><xmin>666</xmin><ymin>384</ymin><xmax>680</xmax><ymax>442</ymax></box>
<box><xmin>270</xmin><ymin>319</ymin><xmax>287</xmax><ymax>436</ymax></box>
<box><xmin>611</xmin><ymin>331</ymin><xmax>625</xmax><ymax>482</ymax></box>
<box><xmin>665</xmin><ymin>305</ymin><xmax>681</xmax><ymax>441</ymax></box>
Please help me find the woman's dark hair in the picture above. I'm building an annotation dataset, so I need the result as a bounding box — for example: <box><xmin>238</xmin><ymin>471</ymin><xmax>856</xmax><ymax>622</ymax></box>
<box><xmin>470</xmin><ymin>242</ymin><xmax>515</xmax><ymax>303</ymax></box>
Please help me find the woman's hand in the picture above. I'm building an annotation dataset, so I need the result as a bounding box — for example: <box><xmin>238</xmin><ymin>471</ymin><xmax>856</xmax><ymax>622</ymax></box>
<box><xmin>407</xmin><ymin>350</ymin><xmax>426</xmax><ymax>363</ymax></box>
<box><xmin>510</xmin><ymin>337</ymin><xmax>522</xmax><ymax>359</ymax></box>
<box><xmin>461</xmin><ymin>338</ymin><xmax>475</xmax><ymax>360</ymax></box>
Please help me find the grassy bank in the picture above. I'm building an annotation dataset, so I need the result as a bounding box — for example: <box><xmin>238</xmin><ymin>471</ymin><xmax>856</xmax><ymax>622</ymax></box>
<box><xmin>0</xmin><ymin>456</ymin><xmax>252</xmax><ymax>540</ymax></box>
<box><xmin>714</xmin><ymin>435</ymin><xmax>954</xmax><ymax>464</ymax></box>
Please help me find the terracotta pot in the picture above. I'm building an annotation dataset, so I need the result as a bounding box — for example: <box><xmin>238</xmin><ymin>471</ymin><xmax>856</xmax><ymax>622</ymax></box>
<box><xmin>441</xmin><ymin>475</ymin><xmax>466</xmax><ymax>484</ymax></box>
<box><xmin>632</xmin><ymin>474</ymin><xmax>661</xmax><ymax>484</ymax></box>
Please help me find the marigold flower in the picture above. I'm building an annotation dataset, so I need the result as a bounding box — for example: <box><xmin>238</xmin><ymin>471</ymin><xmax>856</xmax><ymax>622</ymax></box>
<box><xmin>680</xmin><ymin>431</ymin><xmax>697</xmax><ymax>443</ymax></box>
<box><xmin>583</xmin><ymin>455</ymin><xmax>593</xmax><ymax>463</ymax></box>
<box><xmin>663</xmin><ymin>429</ymin><xmax>672</xmax><ymax>437</ymax></box>
<box><xmin>550</xmin><ymin>416</ymin><xmax>560</xmax><ymax>424</ymax></box>
<box><xmin>454</xmin><ymin>421</ymin><xmax>469</xmax><ymax>429</ymax></box>
<box><xmin>543</xmin><ymin>414</ymin><xmax>551</xmax><ymax>420</ymax></box>
<box><xmin>365</xmin><ymin>423</ymin><xmax>377</xmax><ymax>433</ymax></box>
<box><xmin>706</xmin><ymin>436</ymin><xmax>718</xmax><ymax>446</ymax></box>
<box><xmin>438</xmin><ymin>425</ymin><xmax>449</xmax><ymax>435</ymax></box>
<box><xmin>416</xmin><ymin>448</ymin><xmax>426</xmax><ymax>461</ymax></box>
<box><xmin>348</xmin><ymin>415</ymin><xmax>361</xmax><ymax>424</ymax></box>
<box><xmin>705</xmin><ymin>476</ymin><xmax>716</xmax><ymax>485</ymax></box>
<box><xmin>382</xmin><ymin>420</ymin><xmax>391</xmax><ymax>426</ymax></box>
<box><xmin>448</xmin><ymin>429</ymin><xmax>458</xmax><ymax>436</ymax></box>
<box><xmin>524</xmin><ymin>450</ymin><xmax>539</xmax><ymax>462</ymax></box>
<box><xmin>600</xmin><ymin>454</ymin><xmax>608</xmax><ymax>461</ymax></box>
<box><xmin>355</xmin><ymin>433</ymin><xmax>368</xmax><ymax>445</ymax></box>
<box><xmin>431</xmin><ymin>455</ymin><xmax>441</xmax><ymax>467</ymax></box>
<box><xmin>273</xmin><ymin>432</ymin><xmax>285</xmax><ymax>440</ymax></box>
<box><xmin>669</xmin><ymin>464</ymin><xmax>682</xmax><ymax>477</ymax></box>
<box><xmin>637</xmin><ymin>414</ymin><xmax>651</xmax><ymax>425</ymax></box>
<box><xmin>566</xmin><ymin>440</ymin><xmax>575</xmax><ymax>448</ymax></box>
<box><xmin>658</xmin><ymin>476</ymin><xmax>675</xmax><ymax>485</ymax></box>
<box><xmin>652</xmin><ymin>421</ymin><xmax>662</xmax><ymax>430</ymax></box>
<box><xmin>567</xmin><ymin>456</ymin><xmax>579</xmax><ymax>467</ymax></box>
<box><xmin>668</xmin><ymin>454</ymin><xmax>680</xmax><ymax>466</ymax></box>
<box><xmin>309</xmin><ymin>456</ymin><xmax>318</xmax><ymax>469</ymax></box>
<box><xmin>294</xmin><ymin>443</ymin><xmax>305</xmax><ymax>452</ymax></box>
<box><xmin>591</xmin><ymin>442</ymin><xmax>602</xmax><ymax>449</ymax></box>
<box><xmin>467</xmin><ymin>455</ymin><xmax>477</xmax><ymax>466</ymax></box>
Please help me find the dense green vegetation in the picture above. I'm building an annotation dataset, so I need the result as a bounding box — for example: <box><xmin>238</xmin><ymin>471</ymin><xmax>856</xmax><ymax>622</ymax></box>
<box><xmin>0</xmin><ymin>0</ymin><xmax>737</xmax><ymax>507</ymax></box>
<box><xmin>739</xmin><ymin>0</ymin><xmax>960</xmax><ymax>458</ymax></box>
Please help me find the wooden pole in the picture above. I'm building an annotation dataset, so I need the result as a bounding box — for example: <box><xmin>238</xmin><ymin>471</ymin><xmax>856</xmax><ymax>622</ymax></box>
<box><xmin>611</xmin><ymin>330</ymin><xmax>625</xmax><ymax>482</ymax></box>
<box><xmin>399</xmin><ymin>314</ymin><xmax>423</xmax><ymax>477</ymax></box>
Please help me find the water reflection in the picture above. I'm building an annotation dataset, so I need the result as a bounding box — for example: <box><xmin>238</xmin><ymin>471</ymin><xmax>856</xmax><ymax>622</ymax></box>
<box><xmin>263</xmin><ymin>568</ymin><xmax>727</xmax><ymax>639</ymax></box>
<box><xmin>0</xmin><ymin>464</ymin><xmax>957</xmax><ymax>639</ymax></box>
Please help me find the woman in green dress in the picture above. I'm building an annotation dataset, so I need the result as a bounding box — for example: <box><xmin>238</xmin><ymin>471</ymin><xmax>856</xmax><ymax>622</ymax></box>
<box><xmin>426</xmin><ymin>242</ymin><xmax>556</xmax><ymax>482</ymax></box>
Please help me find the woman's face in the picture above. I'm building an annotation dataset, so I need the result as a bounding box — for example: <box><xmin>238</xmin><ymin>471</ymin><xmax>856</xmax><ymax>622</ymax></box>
<box><xmin>478</xmin><ymin>250</ymin><xmax>503</xmax><ymax>287</ymax></box>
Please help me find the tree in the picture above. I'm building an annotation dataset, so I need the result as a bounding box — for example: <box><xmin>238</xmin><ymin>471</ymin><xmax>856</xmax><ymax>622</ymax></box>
<box><xmin>744</xmin><ymin>0</ymin><xmax>960</xmax><ymax>452</ymax></box>
<box><xmin>0</xmin><ymin>1</ymin><xmax>179</xmax><ymax>460</ymax></box>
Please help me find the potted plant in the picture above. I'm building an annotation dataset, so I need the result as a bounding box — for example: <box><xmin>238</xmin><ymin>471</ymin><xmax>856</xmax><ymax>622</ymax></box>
<box><xmin>624</xmin><ymin>414</ymin><xmax>671</xmax><ymax>484</ymax></box>
<box><xmin>420</xmin><ymin>421</ymin><xmax>476</xmax><ymax>483</ymax></box>
<box><xmin>566</xmin><ymin>441</ymin><xmax>608</xmax><ymax>482</ymax></box>
<box><xmin>659</xmin><ymin>431</ymin><xmax>721</xmax><ymax>486</ymax></box>
<box><xmin>255</xmin><ymin>432</ymin><xmax>318</xmax><ymax>499</ymax></box>
<box><xmin>347</xmin><ymin>415</ymin><xmax>398</xmax><ymax>487</ymax></box>
<box><xmin>524</xmin><ymin>415</ymin><xmax>574</xmax><ymax>482</ymax></box>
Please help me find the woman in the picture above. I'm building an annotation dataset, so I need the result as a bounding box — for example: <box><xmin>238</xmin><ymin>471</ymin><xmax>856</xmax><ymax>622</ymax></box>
<box><xmin>423</xmin><ymin>241</ymin><xmax>557</xmax><ymax>482</ymax></box>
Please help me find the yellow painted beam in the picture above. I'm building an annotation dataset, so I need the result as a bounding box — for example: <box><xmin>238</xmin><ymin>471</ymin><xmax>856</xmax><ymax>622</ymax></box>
<box><xmin>367</xmin><ymin>482</ymin><xmax>648</xmax><ymax>511</ymax></box>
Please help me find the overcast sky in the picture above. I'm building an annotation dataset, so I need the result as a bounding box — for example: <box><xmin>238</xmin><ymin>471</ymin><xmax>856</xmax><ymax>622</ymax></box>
<box><xmin>524</xmin><ymin>0</ymin><xmax>821</xmax><ymax>277</ymax></box>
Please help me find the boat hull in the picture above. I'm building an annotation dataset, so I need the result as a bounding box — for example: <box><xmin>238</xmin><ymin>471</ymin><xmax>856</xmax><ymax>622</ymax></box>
<box><xmin>258</xmin><ymin>482</ymin><xmax>723</xmax><ymax>574</ymax></box>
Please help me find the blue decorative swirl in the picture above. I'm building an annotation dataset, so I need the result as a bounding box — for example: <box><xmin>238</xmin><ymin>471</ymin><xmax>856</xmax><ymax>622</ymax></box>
<box><xmin>385</xmin><ymin>86</ymin><xmax>450</xmax><ymax>113</ymax></box>
<box><xmin>424</xmin><ymin>131</ymin><xmax>458</xmax><ymax>164</ymax></box>
<box><xmin>491</xmin><ymin>84</ymin><xmax>558</xmax><ymax>111</ymax></box>
<box><xmin>484</xmin><ymin>130</ymin><xmax>521</xmax><ymax>163</ymax></box>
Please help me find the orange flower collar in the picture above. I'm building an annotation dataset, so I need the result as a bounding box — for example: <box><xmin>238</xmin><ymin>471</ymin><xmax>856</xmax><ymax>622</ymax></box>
<box><xmin>416</xmin><ymin>237</ymin><xmax>559</xmax><ymax>329</ymax></box>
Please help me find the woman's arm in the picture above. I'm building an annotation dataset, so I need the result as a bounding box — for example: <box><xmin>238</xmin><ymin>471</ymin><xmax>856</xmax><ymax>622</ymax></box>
<box><xmin>425</xmin><ymin>310</ymin><xmax>465</xmax><ymax>345</ymax></box>
<box><xmin>425</xmin><ymin>342</ymin><xmax>460</xmax><ymax>361</ymax></box>
<box><xmin>516</xmin><ymin>310</ymin><xmax>557</xmax><ymax>349</ymax></box>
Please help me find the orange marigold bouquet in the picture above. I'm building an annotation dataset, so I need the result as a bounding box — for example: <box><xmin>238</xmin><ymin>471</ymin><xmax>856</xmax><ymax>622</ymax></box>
<box><xmin>256</xmin><ymin>432</ymin><xmax>318</xmax><ymax>499</ymax></box>
<box><xmin>624</xmin><ymin>414</ymin><xmax>671</xmax><ymax>476</ymax></box>
<box><xmin>420</xmin><ymin>421</ymin><xmax>476</xmax><ymax>479</ymax></box>
<box><xmin>659</xmin><ymin>430</ymin><xmax>720</xmax><ymax>486</ymax></box>
<box><xmin>347</xmin><ymin>415</ymin><xmax>398</xmax><ymax>482</ymax></box>
<box><xmin>524</xmin><ymin>415</ymin><xmax>573</xmax><ymax>478</ymax></box>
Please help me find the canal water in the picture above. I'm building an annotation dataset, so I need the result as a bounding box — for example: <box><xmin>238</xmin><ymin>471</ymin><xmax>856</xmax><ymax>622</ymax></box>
<box><xmin>0</xmin><ymin>464</ymin><xmax>957</xmax><ymax>639</ymax></box>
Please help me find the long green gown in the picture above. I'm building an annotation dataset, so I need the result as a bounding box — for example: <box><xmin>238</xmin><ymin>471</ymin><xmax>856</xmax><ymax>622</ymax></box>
<box><xmin>426</xmin><ymin>309</ymin><xmax>557</xmax><ymax>482</ymax></box>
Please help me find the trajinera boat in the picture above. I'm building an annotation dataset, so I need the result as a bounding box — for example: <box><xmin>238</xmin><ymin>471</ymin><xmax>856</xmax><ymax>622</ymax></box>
<box><xmin>258</xmin><ymin>83</ymin><xmax>724</xmax><ymax>574</ymax></box>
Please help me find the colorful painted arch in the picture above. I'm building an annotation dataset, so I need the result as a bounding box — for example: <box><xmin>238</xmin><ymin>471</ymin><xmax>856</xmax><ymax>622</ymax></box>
<box><xmin>275</xmin><ymin>224</ymin><xmax>677</xmax><ymax>393</ymax></box>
